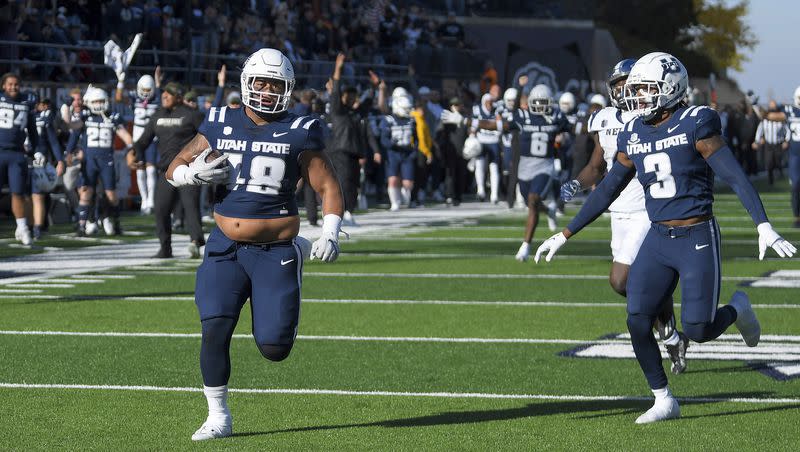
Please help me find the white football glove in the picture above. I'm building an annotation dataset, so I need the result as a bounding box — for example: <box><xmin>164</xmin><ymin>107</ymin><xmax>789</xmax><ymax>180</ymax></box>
<box><xmin>169</xmin><ymin>148</ymin><xmax>230</xmax><ymax>187</ymax></box>
<box><xmin>32</xmin><ymin>152</ymin><xmax>46</xmax><ymax>167</ymax></box>
<box><xmin>534</xmin><ymin>232</ymin><xmax>567</xmax><ymax>263</ymax></box>
<box><xmin>515</xmin><ymin>242</ymin><xmax>530</xmax><ymax>262</ymax></box>
<box><xmin>440</xmin><ymin>109</ymin><xmax>465</xmax><ymax>125</ymax></box>
<box><xmin>310</xmin><ymin>214</ymin><xmax>342</xmax><ymax>262</ymax></box>
<box><xmin>757</xmin><ymin>222</ymin><xmax>797</xmax><ymax>260</ymax></box>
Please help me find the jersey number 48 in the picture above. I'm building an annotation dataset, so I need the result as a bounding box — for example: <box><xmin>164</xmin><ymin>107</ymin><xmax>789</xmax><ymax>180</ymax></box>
<box><xmin>226</xmin><ymin>153</ymin><xmax>286</xmax><ymax>194</ymax></box>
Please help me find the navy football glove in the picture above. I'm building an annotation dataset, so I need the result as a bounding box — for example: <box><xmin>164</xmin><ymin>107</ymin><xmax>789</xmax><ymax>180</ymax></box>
<box><xmin>560</xmin><ymin>179</ymin><xmax>582</xmax><ymax>202</ymax></box>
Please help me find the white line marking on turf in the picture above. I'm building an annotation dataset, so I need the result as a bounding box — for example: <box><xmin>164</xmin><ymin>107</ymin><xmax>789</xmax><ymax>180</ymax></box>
<box><xmin>0</xmin><ymin>295</ymin><xmax>61</xmax><ymax>299</ymax></box>
<box><xmin>0</xmin><ymin>382</ymin><xmax>798</xmax><ymax>404</ymax></box>
<box><xmin>0</xmin><ymin>288</ymin><xmax>43</xmax><ymax>293</ymax></box>
<box><xmin>304</xmin><ymin>272</ymin><xmax>756</xmax><ymax>282</ymax></box>
<box><xmin>5</xmin><ymin>283</ymin><xmax>74</xmax><ymax>288</ymax></box>
<box><xmin>70</xmin><ymin>274</ymin><xmax>135</xmax><ymax>280</ymax></box>
<box><xmin>43</xmin><ymin>279</ymin><xmax>105</xmax><ymax>284</ymax></box>
<box><xmin>4</xmin><ymin>329</ymin><xmax>800</xmax><ymax>345</ymax></box>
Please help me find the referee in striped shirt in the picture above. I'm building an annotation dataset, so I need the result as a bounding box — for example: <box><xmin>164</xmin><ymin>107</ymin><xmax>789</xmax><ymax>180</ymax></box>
<box><xmin>753</xmin><ymin>100</ymin><xmax>790</xmax><ymax>185</ymax></box>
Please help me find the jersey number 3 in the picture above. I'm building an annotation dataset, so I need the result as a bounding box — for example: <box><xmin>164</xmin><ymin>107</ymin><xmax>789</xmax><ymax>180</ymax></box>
<box><xmin>643</xmin><ymin>153</ymin><xmax>676</xmax><ymax>199</ymax></box>
<box><xmin>226</xmin><ymin>153</ymin><xmax>286</xmax><ymax>194</ymax></box>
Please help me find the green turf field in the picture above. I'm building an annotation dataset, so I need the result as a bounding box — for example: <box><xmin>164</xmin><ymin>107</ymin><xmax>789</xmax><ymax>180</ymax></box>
<box><xmin>1</xmin><ymin>182</ymin><xmax>800</xmax><ymax>450</ymax></box>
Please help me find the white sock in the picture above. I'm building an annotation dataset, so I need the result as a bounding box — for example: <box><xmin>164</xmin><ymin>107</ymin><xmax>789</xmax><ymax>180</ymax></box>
<box><xmin>474</xmin><ymin>158</ymin><xmax>486</xmax><ymax>196</ymax></box>
<box><xmin>388</xmin><ymin>186</ymin><xmax>401</xmax><ymax>208</ymax></box>
<box><xmin>146</xmin><ymin>166</ymin><xmax>157</xmax><ymax>207</ymax></box>
<box><xmin>136</xmin><ymin>169</ymin><xmax>147</xmax><ymax>207</ymax></box>
<box><xmin>203</xmin><ymin>385</ymin><xmax>231</xmax><ymax>423</ymax></box>
<box><xmin>489</xmin><ymin>162</ymin><xmax>500</xmax><ymax>200</ymax></box>
<box><xmin>16</xmin><ymin>218</ymin><xmax>28</xmax><ymax>229</ymax></box>
<box><xmin>663</xmin><ymin>330</ymin><xmax>680</xmax><ymax>346</ymax></box>
<box><xmin>400</xmin><ymin>187</ymin><xmax>411</xmax><ymax>206</ymax></box>
<box><xmin>652</xmin><ymin>386</ymin><xmax>672</xmax><ymax>401</ymax></box>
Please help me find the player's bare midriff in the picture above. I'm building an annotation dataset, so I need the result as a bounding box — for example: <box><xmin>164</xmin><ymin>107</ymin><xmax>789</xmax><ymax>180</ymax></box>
<box><xmin>657</xmin><ymin>214</ymin><xmax>713</xmax><ymax>227</ymax></box>
<box><xmin>214</xmin><ymin>212</ymin><xmax>300</xmax><ymax>243</ymax></box>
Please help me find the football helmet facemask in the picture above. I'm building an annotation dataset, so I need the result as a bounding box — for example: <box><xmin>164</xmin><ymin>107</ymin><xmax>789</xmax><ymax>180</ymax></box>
<box><xmin>528</xmin><ymin>84</ymin><xmax>553</xmax><ymax>115</ymax></box>
<box><xmin>623</xmin><ymin>52</ymin><xmax>688</xmax><ymax>122</ymax></box>
<box><xmin>84</xmin><ymin>86</ymin><xmax>109</xmax><ymax>115</ymax></box>
<box><xmin>391</xmin><ymin>94</ymin><xmax>412</xmax><ymax>118</ymax></box>
<box><xmin>240</xmin><ymin>48</ymin><xmax>295</xmax><ymax>114</ymax></box>
<box><xmin>137</xmin><ymin>75</ymin><xmax>155</xmax><ymax>100</ymax></box>
<box><xmin>607</xmin><ymin>58</ymin><xmax>636</xmax><ymax>109</ymax></box>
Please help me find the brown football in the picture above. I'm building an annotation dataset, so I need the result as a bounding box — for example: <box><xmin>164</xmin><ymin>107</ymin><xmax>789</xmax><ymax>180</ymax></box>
<box><xmin>205</xmin><ymin>149</ymin><xmax>223</xmax><ymax>163</ymax></box>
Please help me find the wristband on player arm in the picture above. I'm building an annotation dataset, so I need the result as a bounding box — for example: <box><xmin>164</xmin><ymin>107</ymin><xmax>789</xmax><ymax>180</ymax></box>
<box><xmin>566</xmin><ymin>161</ymin><xmax>634</xmax><ymax>235</ymax></box>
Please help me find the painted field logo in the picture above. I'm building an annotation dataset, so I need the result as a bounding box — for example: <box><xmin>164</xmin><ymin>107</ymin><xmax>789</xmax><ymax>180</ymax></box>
<box><xmin>560</xmin><ymin>333</ymin><xmax>800</xmax><ymax>381</ymax></box>
<box><xmin>741</xmin><ymin>270</ymin><xmax>800</xmax><ymax>288</ymax></box>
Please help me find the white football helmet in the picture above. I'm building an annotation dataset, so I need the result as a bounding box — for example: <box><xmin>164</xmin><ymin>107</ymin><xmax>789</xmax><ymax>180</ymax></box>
<box><xmin>623</xmin><ymin>51</ymin><xmax>688</xmax><ymax>121</ymax></box>
<box><xmin>590</xmin><ymin>94</ymin><xmax>607</xmax><ymax>108</ymax></box>
<box><xmin>528</xmin><ymin>84</ymin><xmax>553</xmax><ymax>115</ymax></box>
<box><xmin>32</xmin><ymin>162</ymin><xmax>58</xmax><ymax>192</ymax></box>
<box><xmin>392</xmin><ymin>94</ymin><xmax>412</xmax><ymax>117</ymax></box>
<box><xmin>83</xmin><ymin>86</ymin><xmax>109</xmax><ymax>115</ymax></box>
<box><xmin>137</xmin><ymin>75</ymin><xmax>155</xmax><ymax>100</ymax></box>
<box><xmin>462</xmin><ymin>135</ymin><xmax>482</xmax><ymax>159</ymax></box>
<box><xmin>240</xmin><ymin>48</ymin><xmax>295</xmax><ymax>114</ymax></box>
<box><xmin>558</xmin><ymin>92</ymin><xmax>576</xmax><ymax>114</ymax></box>
<box><xmin>503</xmin><ymin>88</ymin><xmax>518</xmax><ymax>110</ymax></box>
<box><xmin>794</xmin><ymin>86</ymin><xmax>800</xmax><ymax>108</ymax></box>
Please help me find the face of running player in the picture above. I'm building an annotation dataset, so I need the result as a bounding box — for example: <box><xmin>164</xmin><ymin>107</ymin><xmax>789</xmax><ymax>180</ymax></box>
<box><xmin>611</xmin><ymin>79</ymin><xmax>626</xmax><ymax>108</ymax></box>
<box><xmin>250</xmin><ymin>77</ymin><xmax>286</xmax><ymax>110</ymax></box>
<box><xmin>3</xmin><ymin>76</ymin><xmax>20</xmax><ymax>99</ymax></box>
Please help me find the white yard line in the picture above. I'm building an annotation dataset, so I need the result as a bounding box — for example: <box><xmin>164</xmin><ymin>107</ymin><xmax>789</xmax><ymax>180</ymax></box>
<box><xmin>303</xmin><ymin>272</ymin><xmax>758</xmax><ymax>282</ymax></box>
<box><xmin>0</xmin><ymin>382</ymin><xmax>797</xmax><ymax>404</ymax></box>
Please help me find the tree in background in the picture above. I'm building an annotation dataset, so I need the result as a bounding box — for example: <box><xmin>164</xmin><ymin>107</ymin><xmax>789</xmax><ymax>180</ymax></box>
<box><xmin>595</xmin><ymin>0</ymin><xmax>756</xmax><ymax>76</ymax></box>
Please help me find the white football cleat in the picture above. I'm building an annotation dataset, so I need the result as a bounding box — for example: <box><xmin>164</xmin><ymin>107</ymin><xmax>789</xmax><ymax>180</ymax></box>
<box><xmin>15</xmin><ymin>225</ymin><xmax>32</xmax><ymax>245</ymax></box>
<box><xmin>342</xmin><ymin>211</ymin><xmax>358</xmax><ymax>227</ymax></box>
<box><xmin>102</xmin><ymin>217</ymin><xmax>115</xmax><ymax>236</ymax></box>
<box><xmin>85</xmin><ymin>221</ymin><xmax>98</xmax><ymax>235</ymax></box>
<box><xmin>389</xmin><ymin>203</ymin><xmax>400</xmax><ymax>212</ymax></box>
<box><xmin>515</xmin><ymin>242</ymin><xmax>530</xmax><ymax>262</ymax></box>
<box><xmin>635</xmin><ymin>396</ymin><xmax>680</xmax><ymax>424</ymax></box>
<box><xmin>191</xmin><ymin>420</ymin><xmax>232</xmax><ymax>441</ymax></box>
<box><xmin>729</xmin><ymin>291</ymin><xmax>760</xmax><ymax>347</ymax></box>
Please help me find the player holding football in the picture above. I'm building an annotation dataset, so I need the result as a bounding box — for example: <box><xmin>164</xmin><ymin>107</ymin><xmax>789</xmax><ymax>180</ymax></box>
<box><xmin>560</xmin><ymin>59</ymin><xmax>690</xmax><ymax>374</ymax></box>
<box><xmin>166</xmin><ymin>48</ymin><xmax>344</xmax><ymax>441</ymax></box>
<box><xmin>535</xmin><ymin>52</ymin><xmax>796</xmax><ymax>423</ymax></box>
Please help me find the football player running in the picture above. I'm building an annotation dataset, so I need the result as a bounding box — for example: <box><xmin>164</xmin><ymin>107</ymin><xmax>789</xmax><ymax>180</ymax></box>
<box><xmin>166</xmin><ymin>48</ymin><xmax>344</xmax><ymax>441</ymax></box>
<box><xmin>560</xmin><ymin>59</ymin><xmax>689</xmax><ymax>375</ymax></box>
<box><xmin>471</xmin><ymin>93</ymin><xmax>502</xmax><ymax>203</ymax></box>
<box><xmin>535</xmin><ymin>52</ymin><xmax>796</xmax><ymax>424</ymax></box>
<box><xmin>380</xmin><ymin>94</ymin><xmax>419</xmax><ymax>210</ymax></box>
<box><xmin>65</xmin><ymin>86</ymin><xmax>132</xmax><ymax>236</ymax></box>
<box><xmin>443</xmin><ymin>84</ymin><xmax>570</xmax><ymax>260</ymax></box>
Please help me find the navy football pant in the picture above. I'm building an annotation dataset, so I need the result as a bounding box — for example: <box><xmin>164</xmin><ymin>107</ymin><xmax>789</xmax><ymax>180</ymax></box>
<box><xmin>0</xmin><ymin>150</ymin><xmax>29</xmax><ymax>194</ymax></box>
<box><xmin>196</xmin><ymin>228</ymin><xmax>303</xmax><ymax>385</ymax></box>
<box><xmin>626</xmin><ymin>218</ymin><xmax>737</xmax><ymax>389</ymax></box>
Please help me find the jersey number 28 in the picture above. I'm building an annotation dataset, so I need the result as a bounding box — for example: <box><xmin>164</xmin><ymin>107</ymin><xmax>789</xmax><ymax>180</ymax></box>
<box><xmin>226</xmin><ymin>153</ymin><xmax>286</xmax><ymax>194</ymax></box>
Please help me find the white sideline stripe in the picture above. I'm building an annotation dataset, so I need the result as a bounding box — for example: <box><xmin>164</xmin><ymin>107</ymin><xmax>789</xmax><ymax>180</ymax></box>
<box><xmin>17</xmin><ymin>295</ymin><xmax>794</xmax><ymax>310</ymax></box>
<box><xmin>0</xmin><ymin>289</ymin><xmax>42</xmax><ymax>293</ymax></box>
<box><xmin>0</xmin><ymin>330</ymin><xmax>604</xmax><ymax>344</ymax></box>
<box><xmin>304</xmin><ymin>272</ymin><xmax>756</xmax><ymax>282</ymax></box>
<box><xmin>0</xmin><ymin>295</ymin><xmax>61</xmax><ymax>299</ymax></box>
<box><xmin>0</xmin><ymin>382</ymin><xmax>798</xmax><ymax>404</ymax></box>
<box><xmin>387</xmin><ymin>237</ymin><xmax>769</xmax><ymax>245</ymax></box>
<box><xmin>126</xmin><ymin>270</ymin><xmax>195</xmax><ymax>275</ymax></box>
<box><xmin>5</xmin><ymin>284</ymin><xmax>74</xmax><ymax>288</ymax></box>
<box><xmin>44</xmin><ymin>279</ymin><xmax>105</xmax><ymax>284</ymax></box>
<box><xmin>70</xmin><ymin>274</ymin><xmax>135</xmax><ymax>280</ymax></box>
<box><xmin>127</xmin><ymin>266</ymin><xmax>186</xmax><ymax>271</ymax></box>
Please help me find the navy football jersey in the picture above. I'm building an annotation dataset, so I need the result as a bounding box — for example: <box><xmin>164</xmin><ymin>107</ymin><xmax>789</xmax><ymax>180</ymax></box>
<box><xmin>199</xmin><ymin>107</ymin><xmax>324</xmax><ymax>219</ymax></box>
<box><xmin>496</xmin><ymin>104</ymin><xmax>515</xmax><ymax>148</ymax></box>
<box><xmin>66</xmin><ymin>111</ymin><xmax>125</xmax><ymax>154</ymax></box>
<box><xmin>508</xmin><ymin>109</ymin><xmax>571</xmax><ymax>159</ymax></box>
<box><xmin>0</xmin><ymin>92</ymin><xmax>38</xmax><ymax>152</ymax></box>
<box><xmin>472</xmin><ymin>104</ymin><xmax>500</xmax><ymax>144</ymax></box>
<box><xmin>378</xmin><ymin>115</ymin><xmax>417</xmax><ymax>151</ymax></box>
<box><xmin>129</xmin><ymin>91</ymin><xmax>161</xmax><ymax>141</ymax></box>
<box><xmin>35</xmin><ymin>109</ymin><xmax>64</xmax><ymax>161</ymax></box>
<box><xmin>783</xmin><ymin>104</ymin><xmax>800</xmax><ymax>152</ymax></box>
<box><xmin>617</xmin><ymin>105</ymin><xmax>720</xmax><ymax>222</ymax></box>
